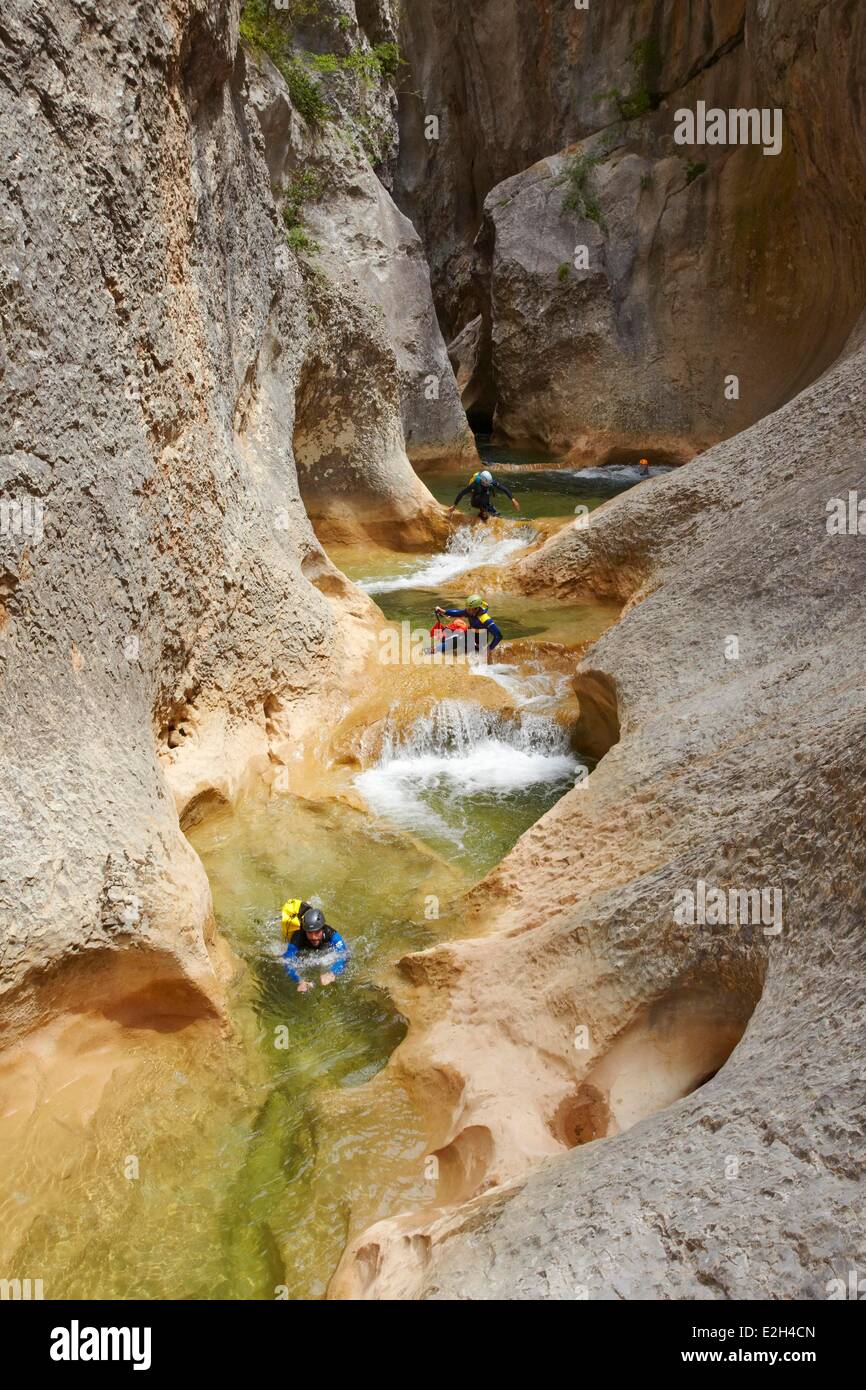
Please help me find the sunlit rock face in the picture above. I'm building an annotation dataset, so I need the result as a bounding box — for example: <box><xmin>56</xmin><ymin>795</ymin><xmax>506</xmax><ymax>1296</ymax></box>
<box><xmin>395</xmin><ymin>0</ymin><xmax>866</xmax><ymax>458</ymax></box>
<box><xmin>331</xmin><ymin>310</ymin><xmax>866</xmax><ymax>1302</ymax></box>
<box><xmin>248</xmin><ymin>34</ymin><xmax>474</xmax><ymax>481</ymax></box>
<box><xmin>0</xmin><ymin>0</ymin><xmax>444</xmax><ymax>1038</ymax></box>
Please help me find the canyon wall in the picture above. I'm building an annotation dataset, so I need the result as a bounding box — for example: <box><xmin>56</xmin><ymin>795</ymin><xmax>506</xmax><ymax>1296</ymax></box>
<box><xmin>396</xmin><ymin>0</ymin><xmax>866</xmax><ymax>459</ymax></box>
<box><xmin>0</xmin><ymin>0</ymin><xmax>464</xmax><ymax>1045</ymax></box>
<box><xmin>239</xmin><ymin>0</ymin><xmax>473</xmax><ymax>535</ymax></box>
<box><xmin>328</xmin><ymin>0</ymin><xmax>866</xmax><ymax>1299</ymax></box>
<box><xmin>332</xmin><ymin>310</ymin><xmax>866</xmax><ymax>1301</ymax></box>
<box><xmin>1</xmin><ymin>0</ymin><xmax>864</xmax><ymax>1305</ymax></box>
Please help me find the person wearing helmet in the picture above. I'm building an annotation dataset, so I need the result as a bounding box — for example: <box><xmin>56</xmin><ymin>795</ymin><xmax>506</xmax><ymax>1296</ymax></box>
<box><xmin>434</xmin><ymin>593</ymin><xmax>503</xmax><ymax>652</ymax></box>
<box><xmin>638</xmin><ymin>456</ymin><xmax>650</xmax><ymax>476</ymax></box>
<box><xmin>450</xmin><ymin>468</ymin><xmax>520</xmax><ymax>522</ymax></box>
<box><xmin>281</xmin><ymin>905</ymin><xmax>349</xmax><ymax>993</ymax></box>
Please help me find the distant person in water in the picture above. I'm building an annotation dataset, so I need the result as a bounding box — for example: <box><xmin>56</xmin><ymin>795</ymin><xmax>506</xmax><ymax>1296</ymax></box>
<box><xmin>449</xmin><ymin>468</ymin><xmax>520</xmax><ymax>522</ymax></box>
<box><xmin>280</xmin><ymin>902</ymin><xmax>348</xmax><ymax>993</ymax></box>
<box><xmin>639</xmin><ymin>456</ymin><xmax>650</xmax><ymax>476</ymax></box>
<box><xmin>434</xmin><ymin>593</ymin><xmax>503</xmax><ymax>653</ymax></box>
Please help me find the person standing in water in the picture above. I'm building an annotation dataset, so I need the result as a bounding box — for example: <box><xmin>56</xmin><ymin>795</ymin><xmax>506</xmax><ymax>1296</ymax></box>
<box><xmin>434</xmin><ymin>594</ymin><xmax>503</xmax><ymax>653</ymax></box>
<box><xmin>639</xmin><ymin>456</ymin><xmax>650</xmax><ymax>477</ymax></box>
<box><xmin>449</xmin><ymin>468</ymin><xmax>520</xmax><ymax>522</ymax></box>
<box><xmin>280</xmin><ymin>904</ymin><xmax>349</xmax><ymax>993</ymax></box>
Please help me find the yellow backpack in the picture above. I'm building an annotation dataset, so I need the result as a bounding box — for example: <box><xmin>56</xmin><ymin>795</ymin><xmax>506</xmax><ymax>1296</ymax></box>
<box><xmin>281</xmin><ymin>898</ymin><xmax>304</xmax><ymax>944</ymax></box>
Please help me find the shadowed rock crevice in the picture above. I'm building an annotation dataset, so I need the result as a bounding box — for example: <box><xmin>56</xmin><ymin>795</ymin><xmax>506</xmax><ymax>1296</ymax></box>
<box><xmin>572</xmin><ymin>669</ymin><xmax>621</xmax><ymax>761</ymax></box>
<box><xmin>431</xmin><ymin>1125</ymin><xmax>496</xmax><ymax>1205</ymax></box>
<box><xmin>552</xmin><ymin>984</ymin><xmax>760</xmax><ymax>1150</ymax></box>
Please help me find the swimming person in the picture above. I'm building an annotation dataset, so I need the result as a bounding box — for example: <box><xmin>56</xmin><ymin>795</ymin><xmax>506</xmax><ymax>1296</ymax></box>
<box><xmin>280</xmin><ymin>904</ymin><xmax>349</xmax><ymax>993</ymax></box>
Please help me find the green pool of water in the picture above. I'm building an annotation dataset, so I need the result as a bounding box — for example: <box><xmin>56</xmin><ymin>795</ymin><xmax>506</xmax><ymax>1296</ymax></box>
<box><xmin>371</xmin><ymin>586</ymin><xmax>621</xmax><ymax>647</ymax></box>
<box><xmin>184</xmin><ymin>796</ymin><xmax>453</xmax><ymax>1299</ymax></box>
<box><xmin>179</xmin><ymin>769</ymin><xmax>578</xmax><ymax>1295</ymax></box>
<box><xmin>0</xmin><ymin>753</ymin><xmax>593</xmax><ymax>1300</ymax></box>
<box><xmin>422</xmin><ymin>461</ymin><xmax>610</xmax><ymax>521</ymax></box>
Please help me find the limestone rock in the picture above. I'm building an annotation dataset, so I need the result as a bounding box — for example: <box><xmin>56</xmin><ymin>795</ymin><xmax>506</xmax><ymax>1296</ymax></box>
<box><xmin>397</xmin><ymin>0</ymin><xmax>866</xmax><ymax>458</ymax></box>
<box><xmin>330</xmin><ymin>316</ymin><xmax>866</xmax><ymax>1300</ymax></box>
<box><xmin>395</xmin><ymin>0</ymin><xmax>750</xmax><ymax>338</ymax></box>
<box><xmin>247</xmin><ymin>39</ymin><xmax>474</xmax><ymax>485</ymax></box>
<box><xmin>0</xmin><ymin>0</ymin><xmax>430</xmax><ymax>1042</ymax></box>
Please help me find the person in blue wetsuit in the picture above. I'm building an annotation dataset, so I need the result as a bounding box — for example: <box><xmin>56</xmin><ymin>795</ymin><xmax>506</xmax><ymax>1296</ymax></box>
<box><xmin>449</xmin><ymin>469</ymin><xmax>520</xmax><ymax>522</ymax></box>
<box><xmin>282</xmin><ymin>907</ymin><xmax>349</xmax><ymax>994</ymax></box>
<box><xmin>434</xmin><ymin>593</ymin><xmax>503</xmax><ymax>653</ymax></box>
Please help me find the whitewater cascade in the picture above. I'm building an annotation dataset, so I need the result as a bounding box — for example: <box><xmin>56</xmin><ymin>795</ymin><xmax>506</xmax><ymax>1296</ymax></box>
<box><xmin>470</xmin><ymin>660</ymin><xmax>572</xmax><ymax>711</ymax></box>
<box><xmin>357</xmin><ymin>522</ymin><xmax>537</xmax><ymax>595</ymax></box>
<box><xmin>355</xmin><ymin>699</ymin><xmax>578</xmax><ymax>843</ymax></box>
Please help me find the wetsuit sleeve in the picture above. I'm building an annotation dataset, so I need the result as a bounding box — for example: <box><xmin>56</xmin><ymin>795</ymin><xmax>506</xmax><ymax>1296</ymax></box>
<box><xmin>444</xmin><ymin>608</ymin><xmax>468</xmax><ymax>618</ymax></box>
<box><xmin>330</xmin><ymin>934</ymin><xmax>349</xmax><ymax>975</ymax></box>
<box><xmin>452</xmin><ymin>485</ymin><xmax>473</xmax><ymax>506</ymax></box>
<box><xmin>282</xmin><ymin>943</ymin><xmax>301</xmax><ymax>983</ymax></box>
<box><xmin>493</xmin><ymin>481</ymin><xmax>515</xmax><ymax>501</ymax></box>
<box><xmin>485</xmin><ymin>621</ymin><xmax>503</xmax><ymax>650</ymax></box>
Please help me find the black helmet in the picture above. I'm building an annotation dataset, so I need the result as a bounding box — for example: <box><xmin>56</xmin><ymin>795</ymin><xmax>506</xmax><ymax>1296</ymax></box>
<box><xmin>301</xmin><ymin>908</ymin><xmax>326</xmax><ymax>933</ymax></box>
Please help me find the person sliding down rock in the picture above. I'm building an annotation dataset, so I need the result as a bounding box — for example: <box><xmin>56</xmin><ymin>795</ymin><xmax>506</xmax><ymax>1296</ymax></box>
<box><xmin>449</xmin><ymin>468</ymin><xmax>520</xmax><ymax>522</ymax></box>
<box><xmin>280</xmin><ymin>904</ymin><xmax>349</xmax><ymax>993</ymax></box>
<box><xmin>434</xmin><ymin>594</ymin><xmax>503</xmax><ymax>653</ymax></box>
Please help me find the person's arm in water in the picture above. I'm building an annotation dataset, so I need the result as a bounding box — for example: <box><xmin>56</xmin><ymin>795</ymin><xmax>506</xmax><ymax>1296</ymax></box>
<box><xmin>320</xmin><ymin>933</ymin><xmax>349</xmax><ymax>986</ymax></box>
<box><xmin>493</xmin><ymin>480</ymin><xmax>520</xmax><ymax>510</ymax></box>
<box><xmin>282</xmin><ymin>941</ymin><xmax>302</xmax><ymax>984</ymax></box>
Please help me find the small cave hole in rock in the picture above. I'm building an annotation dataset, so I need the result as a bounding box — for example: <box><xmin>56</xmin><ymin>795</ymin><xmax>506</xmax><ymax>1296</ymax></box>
<box><xmin>552</xmin><ymin>986</ymin><xmax>760</xmax><ymax>1149</ymax></box>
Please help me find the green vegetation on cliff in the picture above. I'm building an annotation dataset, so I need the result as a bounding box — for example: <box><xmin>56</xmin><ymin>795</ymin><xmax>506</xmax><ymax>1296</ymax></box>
<box><xmin>283</xmin><ymin>168</ymin><xmax>323</xmax><ymax>254</ymax></box>
<box><xmin>559</xmin><ymin>150</ymin><xmax>606</xmax><ymax>228</ymax></box>
<box><xmin>594</xmin><ymin>36</ymin><xmax>662</xmax><ymax>123</ymax></box>
<box><xmin>239</xmin><ymin>2</ymin><xmax>401</xmax><ymax>126</ymax></box>
<box><xmin>239</xmin><ymin>0</ymin><xmax>331</xmax><ymax>125</ymax></box>
<box><xmin>313</xmin><ymin>42</ymin><xmax>402</xmax><ymax>83</ymax></box>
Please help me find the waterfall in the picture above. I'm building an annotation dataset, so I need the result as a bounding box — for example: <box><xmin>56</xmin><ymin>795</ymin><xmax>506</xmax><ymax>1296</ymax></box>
<box><xmin>470</xmin><ymin>660</ymin><xmax>572</xmax><ymax>711</ymax></box>
<box><xmin>357</xmin><ymin>522</ymin><xmax>537</xmax><ymax>595</ymax></box>
<box><xmin>379</xmin><ymin>699</ymin><xmax>570</xmax><ymax>759</ymax></box>
<box><xmin>355</xmin><ymin>699</ymin><xmax>577</xmax><ymax>842</ymax></box>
